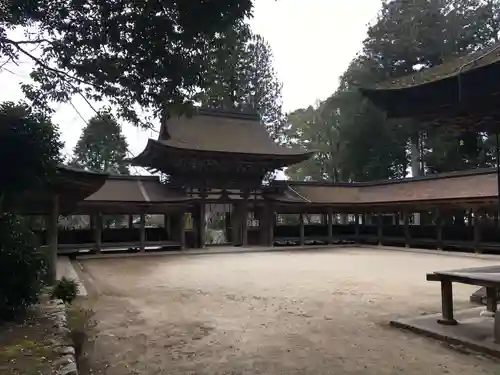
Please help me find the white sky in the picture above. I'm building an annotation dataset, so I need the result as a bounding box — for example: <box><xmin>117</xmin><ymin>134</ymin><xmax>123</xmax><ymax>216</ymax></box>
<box><xmin>0</xmin><ymin>0</ymin><xmax>382</xmax><ymax>173</ymax></box>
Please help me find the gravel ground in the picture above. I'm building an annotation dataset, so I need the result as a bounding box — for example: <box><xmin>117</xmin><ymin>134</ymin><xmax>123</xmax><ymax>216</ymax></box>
<box><xmin>79</xmin><ymin>247</ymin><xmax>500</xmax><ymax>375</ymax></box>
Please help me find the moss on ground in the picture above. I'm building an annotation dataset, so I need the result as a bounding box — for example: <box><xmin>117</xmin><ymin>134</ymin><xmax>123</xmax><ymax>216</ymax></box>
<box><xmin>0</xmin><ymin>308</ymin><xmax>57</xmax><ymax>375</ymax></box>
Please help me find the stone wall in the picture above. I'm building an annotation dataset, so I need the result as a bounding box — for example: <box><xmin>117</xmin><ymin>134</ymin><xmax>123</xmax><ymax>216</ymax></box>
<box><xmin>44</xmin><ymin>299</ymin><xmax>78</xmax><ymax>375</ymax></box>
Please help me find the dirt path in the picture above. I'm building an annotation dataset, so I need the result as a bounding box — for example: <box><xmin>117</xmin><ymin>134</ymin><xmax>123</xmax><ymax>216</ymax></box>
<box><xmin>79</xmin><ymin>248</ymin><xmax>500</xmax><ymax>374</ymax></box>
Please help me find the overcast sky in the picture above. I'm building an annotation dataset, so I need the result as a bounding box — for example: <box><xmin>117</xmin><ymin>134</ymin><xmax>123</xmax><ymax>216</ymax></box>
<box><xmin>0</xmin><ymin>0</ymin><xmax>382</xmax><ymax>173</ymax></box>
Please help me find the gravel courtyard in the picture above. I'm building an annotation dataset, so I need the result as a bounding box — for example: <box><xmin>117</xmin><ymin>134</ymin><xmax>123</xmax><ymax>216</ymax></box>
<box><xmin>79</xmin><ymin>247</ymin><xmax>500</xmax><ymax>374</ymax></box>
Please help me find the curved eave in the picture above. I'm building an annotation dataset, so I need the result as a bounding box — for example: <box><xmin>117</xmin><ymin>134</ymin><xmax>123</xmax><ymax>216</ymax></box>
<box><xmin>360</xmin><ymin>59</ymin><xmax>500</xmax><ymax>119</ymax></box>
<box><xmin>132</xmin><ymin>139</ymin><xmax>315</xmax><ymax>168</ymax></box>
<box><xmin>19</xmin><ymin>166</ymin><xmax>109</xmax><ymax>214</ymax></box>
<box><xmin>360</xmin><ymin>79</ymin><xmax>456</xmax><ymax>118</ymax></box>
<box><xmin>52</xmin><ymin>165</ymin><xmax>108</xmax><ymax>193</ymax></box>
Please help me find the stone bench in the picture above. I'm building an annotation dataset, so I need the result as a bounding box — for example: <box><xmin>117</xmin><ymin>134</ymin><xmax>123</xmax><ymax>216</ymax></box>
<box><xmin>427</xmin><ymin>265</ymin><xmax>500</xmax><ymax>343</ymax></box>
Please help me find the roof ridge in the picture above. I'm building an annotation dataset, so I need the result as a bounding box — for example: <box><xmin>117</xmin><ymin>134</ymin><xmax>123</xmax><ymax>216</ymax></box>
<box><xmin>287</xmin><ymin>167</ymin><xmax>496</xmax><ymax>187</ymax></box>
<box><xmin>197</xmin><ymin>108</ymin><xmax>260</xmax><ymax>121</ymax></box>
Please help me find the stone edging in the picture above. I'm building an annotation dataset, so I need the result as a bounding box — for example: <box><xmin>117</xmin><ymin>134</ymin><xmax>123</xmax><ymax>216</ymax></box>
<box><xmin>43</xmin><ymin>299</ymin><xmax>78</xmax><ymax>375</ymax></box>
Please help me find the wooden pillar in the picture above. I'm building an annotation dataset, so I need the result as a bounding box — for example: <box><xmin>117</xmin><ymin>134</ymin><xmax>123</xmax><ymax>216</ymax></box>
<box><xmin>93</xmin><ymin>213</ymin><xmax>102</xmax><ymax>253</ymax></box>
<box><xmin>128</xmin><ymin>214</ymin><xmax>134</xmax><ymax>228</ymax></box>
<box><xmin>197</xmin><ymin>200</ymin><xmax>206</xmax><ymax>248</ymax></box>
<box><xmin>377</xmin><ymin>213</ymin><xmax>383</xmax><ymax>246</ymax></box>
<box><xmin>339</xmin><ymin>213</ymin><xmax>348</xmax><ymax>225</ymax></box>
<box><xmin>299</xmin><ymin>212</ymin><xmax>305</xmax><ymax>246</ymax></box>
<box><xmin>224</xmin><ymin>211</ymin><xmax>231</xmax><ymax>243</ymax></box>
<box><xmin>170</xmin><ymin>212</ymin><xmax>185</xmax><ymax>249</ymax></box>
<box><xmin>231</xmin><ymin>202</ymin><xmax>241</xmax><ymax>246</ymax></box>
<box><xmin>256</xmin><ymin>207</ymin><xmax>266</xmax><ymax>246</ymax></box>
<box><xmin>179</xmin><ymin>212</ymin><xmax>186</xmax><ymax>250</ymax></box>
<box><xmin>327</xmin><ymin>209</ymin><xmax>333</xmax><ymax>244</ymax></box>
<box><xmin>403</xmin><ymin>211</ymin><xmax>411</xmax><ymax>248</ymax></box>
<box><xmin>473</xmin><ymin>209</ymin><xmax>482</xmax><ymax>253</ymax></box>
<box><xmin>436</xmin><ymin>210</ymin><xmax>443</xmax><ymax>250</ymax></box>
<box><xmin>241</xmin><ymin>202</ymin><xmax>248</xmax><ymax>247</ymax></box>
<box><xmin>486</xmin><ymin>287</ymin><xmax>497</xmax><ymax>314</ymax></box>
<box><xmin>495</xmin><ymin>313</ymin><xmax>500</xmax><ymax>344</ymax></box>
<box><xmin>437</xmin><ymin>280</ymin><xmax>458</xmax><ymax>325</ymax></box>
<box><xmin>257</xmin><ymin>205</ymin><xmax>274</xmax><ymax>246</ymax></box>
<box><xmin>139</xmin><ymin>213</ymin><xmax>146</xmax><ymax>252</ymax></box>
<box><xmin>165</xmin><ymin>214</ymin><xmax>172</xmax><ymax>240</ymax></box>
<box><xmin>47</xmin><ymin>194</ymin><xmax>59</xmax><ymax>284</ymax></box>
<box><xmin>268</xmin><ymin>210</ymin><xmax>275</xmax><ymax>246</ymax></box>
<box><xmin>354</xmin><ymin>214</ymin><xmax>360</xmax><ymax>242</ymax></box>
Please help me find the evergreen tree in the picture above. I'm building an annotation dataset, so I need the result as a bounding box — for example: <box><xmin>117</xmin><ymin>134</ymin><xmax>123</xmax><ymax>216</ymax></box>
<box><xmin>288</xmin><ymin>0</ymin><xmax>500</xmax><ymax>182</ymax></box>
<box><xmin>71</xmin><ymin>111</ymin><xmax>129</xmax><ymax>175</ymax></box>
<box><xmin>200</xmin><ymin>23</ymin><xmax>287</xmax><ymax>142</ymax></box>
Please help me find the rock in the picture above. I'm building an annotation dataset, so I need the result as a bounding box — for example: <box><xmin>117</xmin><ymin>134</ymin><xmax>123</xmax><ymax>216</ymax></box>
<box><xmin>58</xmin><ymin>362</ymin><xmax>78</xmax><ymax>375</ymax></box>
<box><xmin>55</xmin><ymin>346</ymin><xmax>75</xmax><ymax>356</ymax></box>
<box><xmin>53</xmin><ymin>355</ymin><xmax>75</xmax><ymax>368</ymax></box>
<box><xmin>58</xmin><ymin>327</ymin><xmax>71</xmax><ymax>336</ymax></box>
<box><xmin>41</xmin><ymin>298</ymin><xmax>78</xmax><ymax>375</ymax></box>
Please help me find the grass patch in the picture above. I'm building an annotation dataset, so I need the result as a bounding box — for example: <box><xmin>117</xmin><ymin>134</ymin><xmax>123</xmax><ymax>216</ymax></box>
<box><xmin>0</xmin><ymin>307</ymin><xmax>57</xmax><ymax>375</ymax></box>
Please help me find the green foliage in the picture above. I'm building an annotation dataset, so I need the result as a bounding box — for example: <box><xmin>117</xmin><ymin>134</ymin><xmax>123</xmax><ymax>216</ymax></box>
<box><xmin>70</xmin><ymin>111</ymin><xmax>129</xmax><ymax>228</ymax></box>
<box><xmin>70</xmin><ymin>110</ymin><xmax>129</xmax><ymax>174</ymax></box>
<box><xmin>1</xmin><ymin>0</ymin><xmax>254</xmax><ymax>127</ymax></box>
<box><xmin>0</xmin><ymin>101</ymin><xmax>62</xmax><ymax>211</ymax></box>
<box><xmin>0</xmin><ymin>214</ymin><xmax>47</xmax><ymax>320</ymax></box>
<box><xmin>50</xmin><ymin>277</ymin><xmax>79</xmax><ymax>305</ymax></box>
<box><xmin>288</xmin><ymin>0</ymin><xmax>500</xmax><ymax>182</ymax></box>
<box><xmin>199</xmin><ymin>22</ymin><xmax>287</xmax><ymax>141</ymax></box>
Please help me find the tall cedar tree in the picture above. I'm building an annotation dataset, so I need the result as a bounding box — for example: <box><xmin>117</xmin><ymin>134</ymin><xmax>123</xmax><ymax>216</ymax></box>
<box><xmin>71</xmin><ymin>112</ymin><xmax>129</xmax><ymax>175</ymax></box>
<box><xmin>1</xmin><ymin>0</ymin><xmax>253</xmax><ymax>126</ymax></box>
<box><xmin>288</xmin><ymin>0</ymin><xmax>500</xmax><ymax>182</ymax></box>
<box><xmin>200</xmin><ymin>23</ymin><xmax>287</xmax><ymax>142</ymax></box>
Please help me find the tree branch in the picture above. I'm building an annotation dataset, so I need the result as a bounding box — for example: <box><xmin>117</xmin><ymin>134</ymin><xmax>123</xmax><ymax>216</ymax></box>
<box><xmin>4</xmin><ymin>39</ymin><xmax>51</xmax><ymax>45</ymax></box>
<box><xmin>4</xmin><ymin>37</ymin><xmax>102</xmax><ymax>90</ymax></box>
